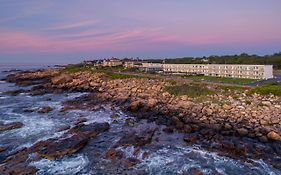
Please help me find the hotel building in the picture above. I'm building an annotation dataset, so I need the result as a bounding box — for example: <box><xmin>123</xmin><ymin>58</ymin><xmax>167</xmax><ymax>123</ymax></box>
<box><xmin>141</xmin><ymin>63</ymin><xmax>273</xmax><ymax>79</ymax></box>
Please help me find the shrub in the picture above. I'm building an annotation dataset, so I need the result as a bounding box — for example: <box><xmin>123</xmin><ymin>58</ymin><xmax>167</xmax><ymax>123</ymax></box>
<box><xmin>247</xmin><ymin>84</ymin><xmax>281</xmax><ymax>96</ymax></box>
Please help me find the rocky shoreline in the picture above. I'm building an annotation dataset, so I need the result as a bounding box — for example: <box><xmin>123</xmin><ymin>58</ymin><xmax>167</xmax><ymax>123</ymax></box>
<box><xmin>1</xmin><ymin>68</ymin><xmax>281</xmax><ymax>174</ymax></box>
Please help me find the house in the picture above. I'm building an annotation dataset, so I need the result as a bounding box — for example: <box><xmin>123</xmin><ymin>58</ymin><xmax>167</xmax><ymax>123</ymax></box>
<box><xmin>102</xmin><ymin>59</ymin><xmax>123</xmax><ymax>67</ymax></box>
<box><xmin>124</xmin><ymin>61</ymin><xmax>143</xmax><ymax>68</ymax></box>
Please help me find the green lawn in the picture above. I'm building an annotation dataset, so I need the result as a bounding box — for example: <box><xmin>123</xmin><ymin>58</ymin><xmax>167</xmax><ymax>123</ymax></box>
<box><xmin>186</xmin><ymin>75</ymin><xmax>257</xmax><ymax>85</ymax></box>
<box><xmin>247</xmin><ymin>82</ymin><xmax>281</xmax><ymax>96</ymax></box>
<box><xmin>164</xmin><ymin>84</ymin><xmax>214</xmax><ymax>97</ymax></box>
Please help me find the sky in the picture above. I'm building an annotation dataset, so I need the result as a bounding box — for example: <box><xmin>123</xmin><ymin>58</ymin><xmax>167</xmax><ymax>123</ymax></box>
<box><xmin>0</xmin><ymin>0</ymin><xmax>281</xmax><ymax>64</ymax></box>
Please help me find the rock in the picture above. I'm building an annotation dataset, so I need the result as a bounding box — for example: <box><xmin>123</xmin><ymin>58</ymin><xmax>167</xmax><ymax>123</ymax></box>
<box><xmin>267</xmin><ymin>131</ymin><xmax>281</xmax><ymax>141</ymax></box>
<box><xmin>110</xmin><ymin>115</ymin><xmax>120</xmax><ymax>119</ymax></box>
<box><xmin>185</xmin><ymin>167</ymin><xmax>203</xmax><ymax>175</ymax></box>
<box><xmin>260</xmin><ymin>119</ymin><xmax>268</xmax><ymax>125</ymax></box>
<box><xmin>147</xmin><ymin>98</ymin><xmax>157</xmax><ymax>108</ymax></box>
<box><xmin>4</xmin><ymin>89</ymin><xmax>25</xmax><ymax>96</ymax></box>
<box><xmin>89</xmin><ymin>81</ymin><xmax>100</xmax><ymax>87</ymax></box>
<box><xmin>68</xmin><ymin>122</ymin><xmax>110</xmax><ymax>138</ymax></box>
<box><xmin>183</xmin><ymin>134</ymin><xmax>199</xmax><ymax>143</ymax></box>
<box><xmin>237</xmin><ymin>128</ymin><xmax>248</xmax><ymax>136</ymax></box>
<box><xmin>171</xmin><ymin>116</ymin><xmax>184</xmax><ymax>130</ymax></box>
<box><xmin>125</xmin><ymin>118</ymin><xmax>135</xmax><ymax>126</ymax></box>
<box><xmin>163</xmin><ymin>126</ymin><xmax>174</xmax><ymax>133</ymax></box>
<box><xmin>224</xmin><ymin>123</ymin><xmax>232</xmax><ymax>130</ymax></box>
<box><xmin>0</xmin><ymin>165</ymin><xmax>38</xmax><ymax>175</ymax></box>
<box><xmin>129</xmin><ymin>100</ymin><xmax>142</xmax><ymax>111</ymax></box>
<box><xmin>36</xmin><ymin>133</ymin><xmax>89</xmax><ymax>160</ymax></box>
<box><xmin>0</xmin><ymin>122</ymin><xmax>23</xmax><ymax>132</ymax></box>
<box><xmin>51</xmin><ymin>74</ymin><xmax>72</xmax><ymax>85</ymax></box>
<box><xmin>259</xmin><ymin>136</ymin><xmax>268</xmax><ymax>143</ymax></box>
<box><xmin>56</xmin><ymin>125</ymin><xmax>71</xmax><ymax>132</ymax></box>
<box><xmin>223</xmin><ymin>104</ymin><xmax>232</xmax><ymax>110</ymax></box>
<box><xmin>183</xmin><ymin>125</ymin><xmax>192</xmax><ymax>133</ymax></box>
<box><xmin>0</xmin><ymin>147</ymin><xmax>7</xmax><ymax>153</ymax></box>
<box><xmin>23</xmin><ymin>108</ymin><xmax>37</xmax><ymax>113</ymax></box>
<box><xmin>261</xmin><ymin>101</ymin><xmax>271</xmax><ymax>106</ymax></box>
<box><xmin>37</xmin><ymin>106</ymin><xmax>53</xmax><ymax>113</ymax></box>
<box><xmin>74</xmin><ymin>118</ymin><xmax>87</xmax><ymax>125</ymax></box>
<box><xmin>115</xmin><ymin>128</ymin><xmax>156</xmax><ymax>147</ymax></box>
<box><xmin>270</xmin><ymin>117</ymin><xmax>279</xmax><ymax>124</ymax></box>
<box><xmin>105</xmin><ymin>148</ymin><xmax>117</xmax><ymax>159</ymax></box>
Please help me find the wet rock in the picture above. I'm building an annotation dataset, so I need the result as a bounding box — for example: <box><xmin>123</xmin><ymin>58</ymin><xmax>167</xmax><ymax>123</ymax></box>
<box><xmin>267</xmin><ymin>131</ymin><xmax>281</xmax><ymax>141</ymax></box>
<box><xmin>171</xmin><ymin>116</ymin><xmax>184</xmax><ymax>130</ymax></box>
<box><xmin>4</xmin><ymin>89</ymin><xmax>25</xmax><ymax>96</ymax></box>
<box><xmin>259</xmin><ymin>136</ymin><xmax>268</xmax><ymax>143</ymax></box>
<box><xmin>110</xmin><ymin>114</ymin><xmax>120</xmax><ymax>119</ymax></box>
<box><xmin>15</xmin><ymin>80</ymin><xmax>35</xmax><ymax>87</ymax></box>
<box><xmin>163</xmin><ymin>126</ymin><xmax>174</xmax><ymax>133</ymax></box>
<box><xmin>36</xmin><ymin>134</ymin><xmax>89</xmax><ymax>160</ymax></box>
<box><xmin>0</xmin><ymin>122</ymin><xmax>23</xmax><ymax>132</ymax></box>
<box><xmin>128</xmin><ymin>100</ymin><xmax>142</xmax><ymax>111</ymax></box>
<box><xmin>115</xmin><ymin>128</ymin><xmax>156</xmax><ymax>147</ymax></box>
<box><xmin>125</xmin><ymin>118</ymin><xmax>135</xmax><ymax>126</ymax></box>
<box><xmin>68</xmin><ymin>122</ymin><xmax>110</xmax><ymax>138</ymax></box>
<box><xmin>224</xmin><ymin>123</ymin><xmax>232</xmax><ymax>130</ymax></box>
<box><xmin>0</xmin><ymin>165</ymin><xmax>38</xmax><ymax>175</ymax></box>
<box><xmin>184</xmin><ymin>167</ymin><xmax>203</xmax><ymax>175</ymax></box>
<box><xmin>37</xmin><ymin>106</ymin><xmax>53</xmax><ymax>113</ymax></box>
<box><xmin>56</xmin><ymin>125</ymin><xmax>71</xmax><ymax>132</ymax></box>
<box><xmin>74</xmin><ymin>117</ymin><xmax>88</xmax><ymax>125</ymax></box>
<box><xmin>0</xmin><ymin>147</ymin><xmax>6</xmax><ymax>153</ymax></box>
<box><xmin>184</xmin><ymin>134</ymin><xmax>199</xmax><ymax>143</ymax></box>
<box><xmin>237</xmin><ymin>128</ymin><xmax>249</xmax><ymax>136</ymax></box>
<box><xmin>0</xmin><ymin>122</ymin><xmax>110</xmax><ymax>174</ymax></box>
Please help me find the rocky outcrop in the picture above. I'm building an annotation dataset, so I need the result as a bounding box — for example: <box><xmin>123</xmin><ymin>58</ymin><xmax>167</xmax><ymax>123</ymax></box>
<box><xmin>0</xmin><ymin>122</ymin><xmax>110</xmax><ymax>175</ymax></box>
<box><xmin>51</xmin><ymin>73</ymin><xmax>73</xmax><ymax>85</ymax></box>
<box><xmin>5</xmin><ymin>69</ymin><xmax>281</xmax><ymax>144</ymax></box>
<box><xmin>0</xmin><ymin>122</ymin><xmax>23</xmax><ymax>133</ymax></box>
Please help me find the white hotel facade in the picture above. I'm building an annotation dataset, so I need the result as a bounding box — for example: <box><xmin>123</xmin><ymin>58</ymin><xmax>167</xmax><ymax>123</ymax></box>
<box><xmin>141</xmin><ymin>63</ymin><xmax>273</xmax><ymax>79</ymax></box>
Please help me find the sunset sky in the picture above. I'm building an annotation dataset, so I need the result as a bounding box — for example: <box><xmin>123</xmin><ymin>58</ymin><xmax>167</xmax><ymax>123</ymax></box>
<box><xmin>0</xmin><ymin>0</ymin><xmax>281</xmax><ymax>63</ymax></box>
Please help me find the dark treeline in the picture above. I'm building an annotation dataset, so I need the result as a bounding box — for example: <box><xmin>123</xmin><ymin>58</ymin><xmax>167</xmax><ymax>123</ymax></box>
<box><xmin>146</xmin><ymin>52</ymin><xmax>281</xmax><ymax>69</ymax></box>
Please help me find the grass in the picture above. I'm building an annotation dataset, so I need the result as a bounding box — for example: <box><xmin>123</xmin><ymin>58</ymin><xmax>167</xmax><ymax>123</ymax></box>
<box><xmin>185</xmin><ymin>75</ymin><xmax>257</xmax><ymax>85</ymax></box>
<box><xmin>218</xmin><ymin>85</ymin><xmax>248</xmax><ymax>92</ymax></box>
<box><xmin>63</xmin><ymin>64</ymin><xmax>93</xmax><ymax>73</ymax></box>
<box><xmin>164</xmin><ymin>84</ymin><xmax>214</xmax><ymax>98</ymax></box>
<box><xmin>104</xmin><ymin>72</ymin><xmax>138</xmax><ymax>79</ymax></box>
<box><xmin>247</xmin><ymin>82</ymin><xmax>281</xmax><ymax>96</ymax></box>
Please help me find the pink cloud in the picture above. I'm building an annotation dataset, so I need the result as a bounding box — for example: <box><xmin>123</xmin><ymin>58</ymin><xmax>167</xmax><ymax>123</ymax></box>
<box><xmin>1</xmin><ymin>27</ymin><xmax>278</xmax><ymax>55</ymax></box>
<box><xmin>45</xmin><ymin>20</ymin><xmax>98</xmax><ymax>30</ymax></box>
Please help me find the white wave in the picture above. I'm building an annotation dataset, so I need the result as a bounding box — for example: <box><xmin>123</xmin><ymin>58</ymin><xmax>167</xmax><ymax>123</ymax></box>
<box><xmin>137</xmin><ymin>145</ymin><xmax>281</xmax><ymax>175</ymax></box>
<box><xmin>31</xmin><ymin>154</ymin><xmax>89</xmax><ymax>175</ymax></box>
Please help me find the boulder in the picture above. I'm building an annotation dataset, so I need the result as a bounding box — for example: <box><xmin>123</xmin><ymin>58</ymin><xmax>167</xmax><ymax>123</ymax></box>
<box><xmin>267</xmin><ymin>131</ymin><xmax>281</xmax><ymax>141</ymax></box>
<box><xmin>128</xmin><ymin>100</ymin><xmax>142</xmax><ymax>111</ymax></box>
<box><xmin>223</xmin><ymin>104</ymin><xmax>232</xmax><ymax>110</ymax></box>
<box><xmin>237</xmin><ymin>128</ymin><xmax>248</xmax><ymax>136</ymax></box>
<box><xmin>147</xmin><ymin>98</ymin><xmax>157</xmax><ymax>108</ymax></box>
